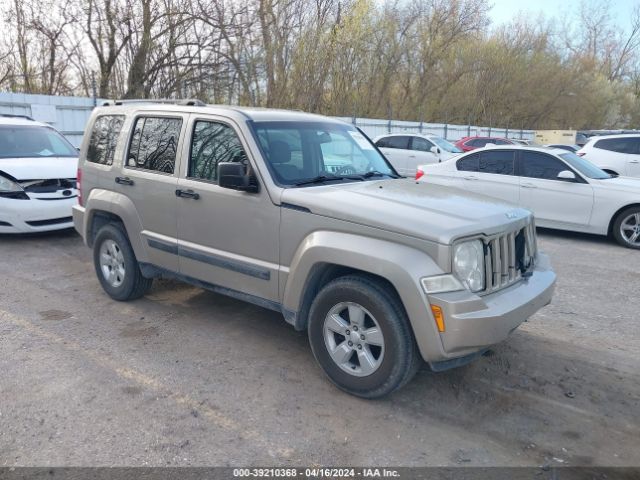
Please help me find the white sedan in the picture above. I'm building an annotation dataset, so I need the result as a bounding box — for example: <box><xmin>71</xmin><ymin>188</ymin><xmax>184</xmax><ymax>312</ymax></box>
<box><xmin>0</xmin><ymin>115</ymin><xmax>79</xmax><ymax>233</ymax></box>
<box><xmin>416</xmin><ymin>145</ymin><xmax>640</xmax><ymax>249</ymax></box>
<box><xmin>373</xmin><ymin>133</ymin><xmax>462</xmax><ymax>177</ymax></box>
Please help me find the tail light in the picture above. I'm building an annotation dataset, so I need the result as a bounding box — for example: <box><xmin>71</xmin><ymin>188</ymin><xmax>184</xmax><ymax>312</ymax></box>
<box><xmin>415</xmin><ymin>168</ymin><xmax>424</xmax><ymax>180</ymax></box>
<box><xmin>77</xmin><ymin>167</ymin><xmax>83</xmax><ymax>206</ymax></box>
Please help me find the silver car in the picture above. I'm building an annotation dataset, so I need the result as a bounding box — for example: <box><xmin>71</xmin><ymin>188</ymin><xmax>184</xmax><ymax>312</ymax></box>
<box><xmin>73</xmin><ymin>101</ymin><xmax>556</xmax><ymax>398</ymax></box>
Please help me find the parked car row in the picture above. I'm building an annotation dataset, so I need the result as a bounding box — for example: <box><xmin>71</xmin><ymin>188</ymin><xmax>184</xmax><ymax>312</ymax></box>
<box><xmin>0</xmin><ymin>103</ymin><xmax>635</xmax><ymax>400</ymax></box>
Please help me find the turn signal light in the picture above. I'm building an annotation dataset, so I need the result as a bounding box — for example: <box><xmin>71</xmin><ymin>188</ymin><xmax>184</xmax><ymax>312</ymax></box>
<box><xmin>431</xmin><ymin>305</ymin><xmax>445</xmax><ymax>332</ymax></box>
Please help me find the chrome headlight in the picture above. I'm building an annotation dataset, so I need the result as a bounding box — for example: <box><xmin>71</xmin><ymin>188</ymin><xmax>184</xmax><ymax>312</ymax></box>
<box><xmin>453</xmin><ymin>240</ymin><xmax>485</xmax><ymax>292</ymax></box>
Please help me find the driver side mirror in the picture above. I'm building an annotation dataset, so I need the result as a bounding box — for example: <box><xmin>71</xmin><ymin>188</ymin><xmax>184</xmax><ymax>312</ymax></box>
<box><xmin>430</xmin><ymin>146</ymin><xmax>441</xmax><ymax>155</ymax></box>
<box><xmin>218</xmin><ymin>162</ymin><xmax>259</xmax><ymax>193</ymax></box>
<box><xmin>557</xmin><ymin>170</ymin><xmax>577</xmax><ymax>181</ymax></box>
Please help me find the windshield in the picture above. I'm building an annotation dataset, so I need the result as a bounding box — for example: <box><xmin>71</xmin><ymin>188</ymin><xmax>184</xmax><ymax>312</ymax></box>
<box><xmin>0</xmin><ymin>125</ymin><xmax>77</xmax><ymax>158</ymax></box>
<box><xmin>430</xmin><ymin>136</ymin><xmax>462</xmax><ymax>153</ymax></box>
<box><xmin>251</xmin><ymin>121</ymin><xmax>397</xmax><ymax>186</ymax></box>
<box><xmin>559</xmin><ymin>152</ymin><xmax>611</xmax><ymax>179</ymax></box>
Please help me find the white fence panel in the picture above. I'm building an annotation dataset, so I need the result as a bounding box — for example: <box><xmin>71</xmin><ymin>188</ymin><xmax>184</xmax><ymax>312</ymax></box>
<box><xmin>0</xmin><ymin>93</ymin><xmax>535</xmax><ymax>145</ymax></box>
<box><xmin>0</xmin><ymin>92</ymin><xmax>105</xmax><ymax>146</ymax></box>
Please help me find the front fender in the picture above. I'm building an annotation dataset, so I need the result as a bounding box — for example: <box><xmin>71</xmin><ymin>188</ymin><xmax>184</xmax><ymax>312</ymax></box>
<box><xmin>282</xmin><ymin>231</ymin><xmax>448</xmax><ymax>361</ymax></box>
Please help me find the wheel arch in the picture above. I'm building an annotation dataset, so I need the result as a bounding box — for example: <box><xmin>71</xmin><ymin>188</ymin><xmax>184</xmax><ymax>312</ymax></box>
<box><xmin>84</xmin><ymin>191</ymin><xmax>148</xmax><ymax>263</ymax></box>
<box><xmin>292</xmin><ymin>262</ymin><xmax>404</xmax><ymax>332</ymax></box>
<box><xmin>281</xmin><ymin>231</ymin><xmax>447</xmax><ymax>362</ymax></box>
<box><xmin>87</xmin><ymin>210</ymin><xmax>125</xmax><ymax>247</ymax></box>
<box><xmin>608</xmin><ymin>203</ymin><xmax>640</xmax><ymax>235</ymax></box>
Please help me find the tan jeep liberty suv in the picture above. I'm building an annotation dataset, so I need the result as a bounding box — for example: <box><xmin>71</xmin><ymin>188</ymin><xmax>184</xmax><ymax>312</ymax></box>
<box><xmin>73</xmin><ymin>100</ymin><xmax>556</xmax><ymax>398</ymax></box>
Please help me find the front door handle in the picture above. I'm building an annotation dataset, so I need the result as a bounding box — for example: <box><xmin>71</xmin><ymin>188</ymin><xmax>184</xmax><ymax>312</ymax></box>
<box><xmin>115</xmin><ymin>176</ymin><xmax>134</xmax><ymax>186</ymax></box>
<box><xmin>630</xmin><ymin>160</ymin><xmax>640</xmax><ymax>164</ymax></box>
<box><xmin>175</xmin><ymin>189</ymin><xmax>200</xmax><ymax>200</ymax></box>
<box><xmin>521</xmin><ymin>182</ymin><xmax>537</xmax><ymax>189</ymax></box>
<box><xmin>463</xmin><ymin>176</ymin><xmax>478</xmax><ymax>181</ymax></box>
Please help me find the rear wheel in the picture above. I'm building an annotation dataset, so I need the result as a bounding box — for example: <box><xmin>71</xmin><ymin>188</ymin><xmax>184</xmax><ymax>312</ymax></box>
<box><xmin>307</xmin><ymin>275</ymin><xmax>421</xmax><ymax>398</ymax></box>
<box><xmin>613</xmin><ymin>207</ymin><xmax>640</xmax><ymax>249</ymax></box>
<box><xmin>93</xmin><ymin>223</ymin><xmax>153</xmax><ymax>300</ymax></box>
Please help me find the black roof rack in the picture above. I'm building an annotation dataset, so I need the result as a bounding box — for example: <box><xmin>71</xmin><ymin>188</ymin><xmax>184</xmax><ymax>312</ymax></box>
<box><xmin>101</xmin><ymin>98</ymin><xmax>206</xmax><ymax>107</ymax></box>
<box><xmin>0</xmin><ymin>113</ymin><xmax>35</xmax><ymax>121</ymax></box>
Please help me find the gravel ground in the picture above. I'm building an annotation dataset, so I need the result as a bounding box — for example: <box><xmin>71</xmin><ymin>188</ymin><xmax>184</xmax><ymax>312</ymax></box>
<box><xmin>0</xmin><ymin>228</ymin><xmax>638</xmax><ymax>467</ymax></box>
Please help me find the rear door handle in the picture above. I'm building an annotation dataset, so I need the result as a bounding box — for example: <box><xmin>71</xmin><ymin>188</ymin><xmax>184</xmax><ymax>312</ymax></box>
<box><xmin>115</xmin><ymin>176</ymin><xmax>134</xmax><ymax>186</ymax></box>
<box><xmin>463</xmin><ymin>175</ymin><xmax>479</xmax><ymax>181</ymax></box>
<box><xmin>630</xmin><ymin>160</ymin><xmax>640</xmax><ymax>164</ymax></box>
<box><xmin>175</xmin><ymin>189</ymin><xmax>200</xmax><ymax>200</ymax></box>
<box><xmin>521</xmin><ymin>182</ymin><xmax>537</xmax><ymax>189</ymax></box>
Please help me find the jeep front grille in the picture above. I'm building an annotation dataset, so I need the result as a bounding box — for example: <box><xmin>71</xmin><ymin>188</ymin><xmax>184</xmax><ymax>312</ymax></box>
<box><xmin>483</xmin><ymin>220</ymin><xmax>537</xmax><ymax>294</ymax></box>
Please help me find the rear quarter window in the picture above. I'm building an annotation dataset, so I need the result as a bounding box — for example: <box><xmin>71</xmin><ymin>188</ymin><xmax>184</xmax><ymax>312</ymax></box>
<box><xmin>594</xmin><ymin>138</ymin><xmax>639</xmax><ymax>154</ymax></box>
<box><xmin>86</xmin><ymin>115</ymin><xmax>124</xmax><ymax>166</ymax></box>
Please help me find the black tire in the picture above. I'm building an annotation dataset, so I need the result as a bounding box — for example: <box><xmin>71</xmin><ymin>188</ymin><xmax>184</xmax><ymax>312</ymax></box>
<box><xmin>612</xmin><ymin>206</ymin><xmax>640</xmax><ymax>249</ymax></box>
<box><xmin>307</xmin><ymin>275</ymin><xmax>421</xmax><ymax>398</ymax></box>
<box><xmin>93</xmin><ymin>223</ymin><xmax>153</xmax><ymax>300</ymax></box>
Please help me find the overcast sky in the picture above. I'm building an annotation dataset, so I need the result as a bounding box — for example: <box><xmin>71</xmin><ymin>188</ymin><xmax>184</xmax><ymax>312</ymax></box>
<box><xmin>488</xmin><ymin>0</ymin><xmax>637</xmax><ymax>31</ymax></box>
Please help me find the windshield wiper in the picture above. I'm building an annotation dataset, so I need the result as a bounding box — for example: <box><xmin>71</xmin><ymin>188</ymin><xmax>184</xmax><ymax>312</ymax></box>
<box><xmin>362</xmin><ymin>170</ymin><xmax>400</xmax><ymax>179</ymax></box>
<box><xmin>293</xmin><ymin>175</ymin><xmax>346</xmax><ymax>187</ymax></box>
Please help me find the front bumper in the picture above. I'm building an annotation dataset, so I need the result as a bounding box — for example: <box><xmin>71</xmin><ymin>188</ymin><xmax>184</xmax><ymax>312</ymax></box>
<box><xmin>0</xmin><ymin>196</ymin><xmax>77</xmax><ymax>233</ymax></box>
<box><xmin>427</xmin><ymin>253</ymin><xmax>556</xmax><ymax>359</ymax></box>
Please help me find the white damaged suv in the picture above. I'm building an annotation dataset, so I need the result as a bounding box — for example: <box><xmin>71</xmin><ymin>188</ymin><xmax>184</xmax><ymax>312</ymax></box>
<box><xmin>0</xmin><ymin>114</ymin><xmax>79</xmax><ymax>233</ymax></box>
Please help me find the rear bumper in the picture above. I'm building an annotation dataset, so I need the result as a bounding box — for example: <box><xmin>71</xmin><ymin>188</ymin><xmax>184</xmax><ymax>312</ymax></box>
<box><xmin>72</xmin><ymin>205</ymin><xmax>87</xmax><ymax>241</ymax></box>
<box><xmin>427</xmin><ymin>253</ymin><xmax>556</xmax><ymax>359</ymax></box>
<box><xmin>0</xmin><ymin>197</ymin><xmax>76</xmax><ymax>233</ymax></box>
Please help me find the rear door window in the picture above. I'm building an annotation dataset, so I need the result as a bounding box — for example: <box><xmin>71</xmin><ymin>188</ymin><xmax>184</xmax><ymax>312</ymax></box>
<box><xmin>87</xmin><ymin>115</ymin><xmax>124</xmax><ymax>166</ymax></box>
<box><xmin>383</xmin><ymin>136</ymin><xmax>411</xmax><ymax>149</ymax></box>
<box><xmin>479</xmin><ymin>150</ymin><xmax>515</xmax><ymax>175</ymax></box>
<box><xmin>457</xmin><ymin>154</ymin><xmax>479</xmax><ymax>172</ymax></box>
<box><xmin>126</xmin><ymin>116</ymin><xmax>182</xmax><ymax>174</ymax></box>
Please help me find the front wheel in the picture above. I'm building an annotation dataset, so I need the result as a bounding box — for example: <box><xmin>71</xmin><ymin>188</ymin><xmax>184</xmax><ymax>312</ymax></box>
<box><xmin>93</xmin><ymin>224</ymin><xmax>153</xmax><ymax>300</ymax></box>
<box><xmin>307</xmin><ymin>275</ymin><xmax>421</xmax><ymax>398</ymax></box>
<box><xmin>613</xmin><ymin>207</ymin><xmax>640</xmax><ymax>249</ymax></box>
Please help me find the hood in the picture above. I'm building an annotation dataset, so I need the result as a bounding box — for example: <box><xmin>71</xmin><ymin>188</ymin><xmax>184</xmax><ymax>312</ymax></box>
<box><xmin>592</xmin><ymin>175</ymin><xmax>640</xmax><ymax>193</ymax></box>
<box><xmin>0</xmin><ymin>156</ymin><xmax>78</xmax><ymax>181</ymax></box>
<box><xmin>281</xmin><ymin>179</ymin><xmax>531</xmax><ymax>245</ymax></box>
